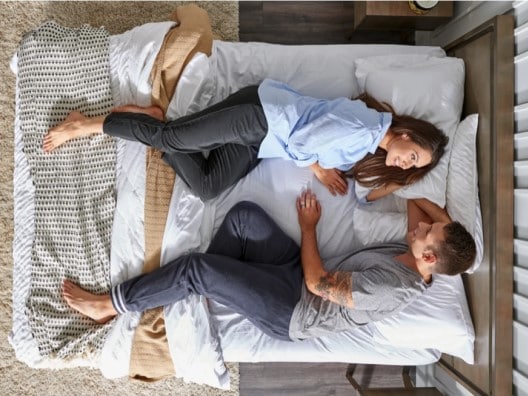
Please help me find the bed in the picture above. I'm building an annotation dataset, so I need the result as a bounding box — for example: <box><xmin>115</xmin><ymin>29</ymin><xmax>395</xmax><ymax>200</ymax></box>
<box><xmin>9</xmin><ymin>13</ymin><xmax>513</xmax><ymax>395</ymax></box>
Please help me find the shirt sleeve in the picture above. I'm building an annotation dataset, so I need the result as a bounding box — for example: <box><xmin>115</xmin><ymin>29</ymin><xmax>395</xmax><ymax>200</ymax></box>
<box><xmin>286</xmin><ymin>100</ymin><xmax>391</xmax><ymax>170</ymax></box>
<box><xmin>257</xmin><ymin>79</ymin><xmax>392</xmax><ymax>169</ymax></box>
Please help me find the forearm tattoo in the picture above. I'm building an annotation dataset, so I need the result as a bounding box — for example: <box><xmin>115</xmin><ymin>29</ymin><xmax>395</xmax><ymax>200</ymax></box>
<box><xmin>315</xmin><ymin>271</ymin><xmax>353</xmax><ymax>307</ymax></box>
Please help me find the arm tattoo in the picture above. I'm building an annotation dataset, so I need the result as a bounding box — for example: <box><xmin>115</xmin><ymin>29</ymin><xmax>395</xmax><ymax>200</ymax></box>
<box><xmin>315</xmin><ymin>271</ymin><xmax>353</xmax><ymax>307</ymax></box>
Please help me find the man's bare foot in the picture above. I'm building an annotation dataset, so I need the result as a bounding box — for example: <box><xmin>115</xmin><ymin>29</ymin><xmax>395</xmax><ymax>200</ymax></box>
<box><xmin>62</xmin><ymin>280</ymin><xmax>117</xmax><ymax>324</ymax></box>
<box><xmin>112</xmin><ymin>105</ymin><xmax>164</xmax><ymax>121</ymax></box>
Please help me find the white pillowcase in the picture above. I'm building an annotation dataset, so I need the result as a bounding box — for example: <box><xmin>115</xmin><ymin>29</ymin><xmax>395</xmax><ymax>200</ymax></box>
<box><xmin>446</xmin><ymin>114</ymin><xmax>483</xmax><ymax>273</ymax></box>
<box><xmin>371</xmin><ymin>273</ymin><xmax>475</xmax><ymax>364</ymax></box>
<box><xmin>352</xmin><ymin>191</ymin><xmax>407</xmax><ymax>246</ymax></box>
<box><xmin>209</xmin><ymin>41</ymin><xmax>446</xmax><ymax>102</ymax></box>
<box><xmin>354</xmin><ymin>54</ymin><xmax>465</xmax><ymax>207</ymax></box>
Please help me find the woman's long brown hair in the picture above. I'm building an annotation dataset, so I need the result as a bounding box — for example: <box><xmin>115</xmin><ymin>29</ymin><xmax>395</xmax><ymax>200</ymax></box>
<box><xmin>347</xmin><ymin>94</ymin><xmax>448</xmax><ymax>188</ymax></box>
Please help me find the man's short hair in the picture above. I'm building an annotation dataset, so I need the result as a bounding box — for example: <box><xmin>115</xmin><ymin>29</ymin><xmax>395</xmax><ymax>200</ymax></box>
<box><xmin>430</xmin><ymin>222</ymin><xmax>476</xmax><ymax>275</ymax></box>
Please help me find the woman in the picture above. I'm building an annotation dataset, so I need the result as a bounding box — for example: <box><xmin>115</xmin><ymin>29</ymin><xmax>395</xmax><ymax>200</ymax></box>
<box><xmin>43</xmin><ymin>79</ymin><xmax>448</xmax><ymax>200</ymax></box>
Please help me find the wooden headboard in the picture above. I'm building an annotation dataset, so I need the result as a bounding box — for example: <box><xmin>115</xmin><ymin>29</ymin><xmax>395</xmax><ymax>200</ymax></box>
<box><xmin>441</xmin><ymin>15</ymin><xmax>514</xmax><ymax>396</ymax></box>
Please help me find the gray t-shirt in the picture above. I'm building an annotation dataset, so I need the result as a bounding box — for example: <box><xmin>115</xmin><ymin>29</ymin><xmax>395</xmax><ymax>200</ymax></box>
<box><xmin>289</xmin><ymin>242</ymin><xmax>430</xmax><ymax>340</ymax></box>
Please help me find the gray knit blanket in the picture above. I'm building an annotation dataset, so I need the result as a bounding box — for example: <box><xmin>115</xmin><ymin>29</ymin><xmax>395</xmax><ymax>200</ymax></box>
<box><xmin>17</xmin><ymin>21</ymin><xmax>115</xmax><ymax>359</ymax></box>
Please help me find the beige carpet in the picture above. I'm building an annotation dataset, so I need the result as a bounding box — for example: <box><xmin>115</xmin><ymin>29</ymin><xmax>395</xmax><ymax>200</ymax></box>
<box><xmin>0</xmin><ymin>2</ymin><xmax>239</xmax><ymax>395</ymax></box>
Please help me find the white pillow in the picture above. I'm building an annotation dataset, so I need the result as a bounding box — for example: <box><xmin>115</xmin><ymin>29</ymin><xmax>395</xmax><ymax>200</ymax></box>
<box><xmin>353</xmin><ymin>210</ymin><xmax>407</xmax><ymax>246</ymax></box>
<box><xmin>352</xmin><ymin>189</ymin><xmax>407</xmax><ymax>246</ymax></box>
<box><xmin>354</xmin><ymin>54</ymin><xmax>465</xmax><ymax>207</ymax></box>
<box><xmin>210</xmin><ymin>41</ymin><xmax>446</xmax><ymax>102</ymax></box>
<box><xmin>446</xmin><ymin>114</ymin><xmax>483</xmax><ymax>273</ymax></box>
<box><xmin>371</xmin><ymin>273</ymin><xmax>475</xmax><ymax>364</ymax></box>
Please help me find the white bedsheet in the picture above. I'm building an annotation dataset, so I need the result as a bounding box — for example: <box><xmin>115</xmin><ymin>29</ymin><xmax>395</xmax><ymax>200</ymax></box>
<box><xmin>103</xmin><ymin>37</ymin><xmax>472</xmax><ymax>387</ymax></box>
<box><xmin>11</xmin><ymin>22</ymin><xmax>478</xmax><ymax>390</ymax></box>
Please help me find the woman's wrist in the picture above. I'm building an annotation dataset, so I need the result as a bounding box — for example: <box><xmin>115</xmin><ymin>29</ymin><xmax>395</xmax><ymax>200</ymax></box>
<box><xmin>309</xmin><ymin>162</ymin><xmax>320</xmax><ymax>172</ymax></box>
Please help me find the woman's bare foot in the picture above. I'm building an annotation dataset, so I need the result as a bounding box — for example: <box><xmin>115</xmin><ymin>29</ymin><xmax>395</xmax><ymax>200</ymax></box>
<box><xmin>43</xmin><ymin>111</ymin><xmax>85</xmax><ymax>152</ymax></box>
<box><xmin>62</xmin><ymin>280</ymin><xmax>117</xmax><ymax>324</ymax></box>
<box><xmin>112</xmin><ymin>105</ymin><xmax>164</xmax><ymax>121</ymax></box>
<box><xmin>43</xmin><ymin>111</ymin><xmax>105</xmax><ymax>152</ymax></box>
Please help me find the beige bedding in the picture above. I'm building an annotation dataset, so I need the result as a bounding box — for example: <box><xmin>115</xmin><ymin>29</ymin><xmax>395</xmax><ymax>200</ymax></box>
<box><xmin>128</xmin><ymin>4</ymin><xmax>213</xmax><ymax>381</ymax></box>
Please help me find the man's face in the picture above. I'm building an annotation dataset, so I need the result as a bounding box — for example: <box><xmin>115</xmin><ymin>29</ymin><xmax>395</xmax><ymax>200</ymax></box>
<box><xmin>407</xmin><ymin>221</ymin><xmax>447</xmax><ymax>261</ymax></box>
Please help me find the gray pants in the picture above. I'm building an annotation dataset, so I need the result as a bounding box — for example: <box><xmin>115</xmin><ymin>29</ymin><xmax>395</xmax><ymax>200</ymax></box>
<box><xmin>110</xmin><ymin>201</ymin><xmax>303</xmax><ymax>341</ymax></box>
<box><xmin>103</xmin><ymin>86</ymin><xmax>268</xmax><ymax>200</ymax></box>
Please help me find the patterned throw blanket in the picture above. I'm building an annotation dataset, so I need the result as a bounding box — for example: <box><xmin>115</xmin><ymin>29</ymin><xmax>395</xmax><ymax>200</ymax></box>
<box><xmin>17</xmin><ymin>21</ymin><xmax>115</xmax><ymax>358</ymax></box>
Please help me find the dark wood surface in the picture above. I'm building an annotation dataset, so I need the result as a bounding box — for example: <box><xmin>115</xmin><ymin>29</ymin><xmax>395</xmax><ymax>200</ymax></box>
<box><xmin>240</xmin><ymin>362</ymin><xmax>352</xmax><ymax>396</ymax></box>
<box><xmin>353</xmin><ymin>1</ymin><xmax>453</xmax><ymax>31</ymax></box>
<box><xmin>240</xmin><ymin>363</ymin><xmax>411</xmax><ymax>396</ymax></box>
<box><xmin>239</xmin><ymin>1</ymin><xmax>414</xmax><ymax>44</ymax></box>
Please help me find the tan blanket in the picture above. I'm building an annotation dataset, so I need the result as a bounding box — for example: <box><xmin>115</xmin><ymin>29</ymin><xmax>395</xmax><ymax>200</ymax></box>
<box><xmin>128</xmin><ymin>4</ymin><xmax>213</xmax><ymax>381</ymax></box>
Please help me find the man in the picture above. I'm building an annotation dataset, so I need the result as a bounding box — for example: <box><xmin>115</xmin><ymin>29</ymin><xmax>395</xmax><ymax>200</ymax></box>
<box><xmin>63</xmin><ymin>191</ymin><xmax>476</xmax><ymax>341</ymax></box>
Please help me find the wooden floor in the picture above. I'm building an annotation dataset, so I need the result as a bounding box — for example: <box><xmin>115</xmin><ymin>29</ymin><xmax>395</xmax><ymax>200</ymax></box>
<box><xmin>240</xmin><ymin>363</ymin><xmax>353</xmax><ymax>396</ymax></box>
<box><xmin>239</xmin><ymin>1</ymin><xmax>414</xmax><ymax>44</ymax></box>
<box><xmin>238</xmin><ymin>2</ymin><xmax>414</xmax><ymax>395</ymax></box>
<box><xmin>240</xmin><ymin>362</ymin><xmax>412</xmax><ymax>396</ymax></box>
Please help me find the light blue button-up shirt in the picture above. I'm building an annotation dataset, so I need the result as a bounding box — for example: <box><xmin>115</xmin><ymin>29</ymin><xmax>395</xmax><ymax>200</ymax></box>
<box><xmin>257</xmin><ymin>79</ymin><xmax>392</xmax><ymax>171</ymax></box>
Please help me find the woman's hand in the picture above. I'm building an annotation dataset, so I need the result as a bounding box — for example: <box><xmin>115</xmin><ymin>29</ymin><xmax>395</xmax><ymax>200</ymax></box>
<box><xmin>296</xmin><ymin>189</ymin><xmax>321</xmax><ymax>233</ymax></box>
<box><xmin>309</xmin><ymin>162</ymin><xmax>348</xmax><ymax>196</ymax></box>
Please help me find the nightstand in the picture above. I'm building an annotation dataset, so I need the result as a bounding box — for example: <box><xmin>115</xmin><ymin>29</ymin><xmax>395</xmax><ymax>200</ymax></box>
<box><xmin>353</xmin><ymin>1</ymin><xmax>453</xmax><ymax>31</ymax></box>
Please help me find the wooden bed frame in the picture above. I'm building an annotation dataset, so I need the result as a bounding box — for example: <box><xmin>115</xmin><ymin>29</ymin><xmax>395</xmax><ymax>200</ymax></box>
<box><xmin>440</xmin><ymin>14</ymin><xmax>514</xmax><ymax>396</ymax></box>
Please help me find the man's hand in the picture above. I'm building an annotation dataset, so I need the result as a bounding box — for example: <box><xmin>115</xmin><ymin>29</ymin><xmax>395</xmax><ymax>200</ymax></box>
<box><xmin>296</xmin><ymin>189</ymin><xmax>321</xmax><ymax>232</ymax></box>
<box><xmin>309</xmin><ymin>163</ymin><xmax>348</xmax><ymax>196</ymax></box>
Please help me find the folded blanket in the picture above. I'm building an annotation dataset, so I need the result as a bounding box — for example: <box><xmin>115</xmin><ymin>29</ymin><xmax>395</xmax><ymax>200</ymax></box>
<box><xmin>17</xmin><ymin>21</ymin><xmax>114</xmax><ymax>359</ymax></box>
<box><xmin>128</xmin><ymin>4</ymin><xmax>213</xmax><ymax>381</ymax></box>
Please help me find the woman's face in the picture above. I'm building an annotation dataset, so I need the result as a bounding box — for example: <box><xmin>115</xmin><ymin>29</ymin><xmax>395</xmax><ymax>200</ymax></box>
<box><xmin>385</xmin><ymin>134</ymin><xmax>433</xmax><ymax>170</ymax></box>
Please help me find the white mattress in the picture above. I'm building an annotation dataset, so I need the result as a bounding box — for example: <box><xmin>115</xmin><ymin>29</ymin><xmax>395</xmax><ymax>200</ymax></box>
<box><xmin>11</xmin><ymin>22</ymin><xmax>479</xmax><ymax>390</ymax></box>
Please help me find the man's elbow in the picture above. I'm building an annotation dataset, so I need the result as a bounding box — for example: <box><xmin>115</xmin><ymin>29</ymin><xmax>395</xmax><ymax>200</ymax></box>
<box><xmin>305</xmin><ymin>280</ymin><xmax>320</xmax><ymax>297</ymax></box>
<box><xmin>304</xmin><ymin>274</ymin><xmax>328</xmax><ymax>299</ymax></box>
